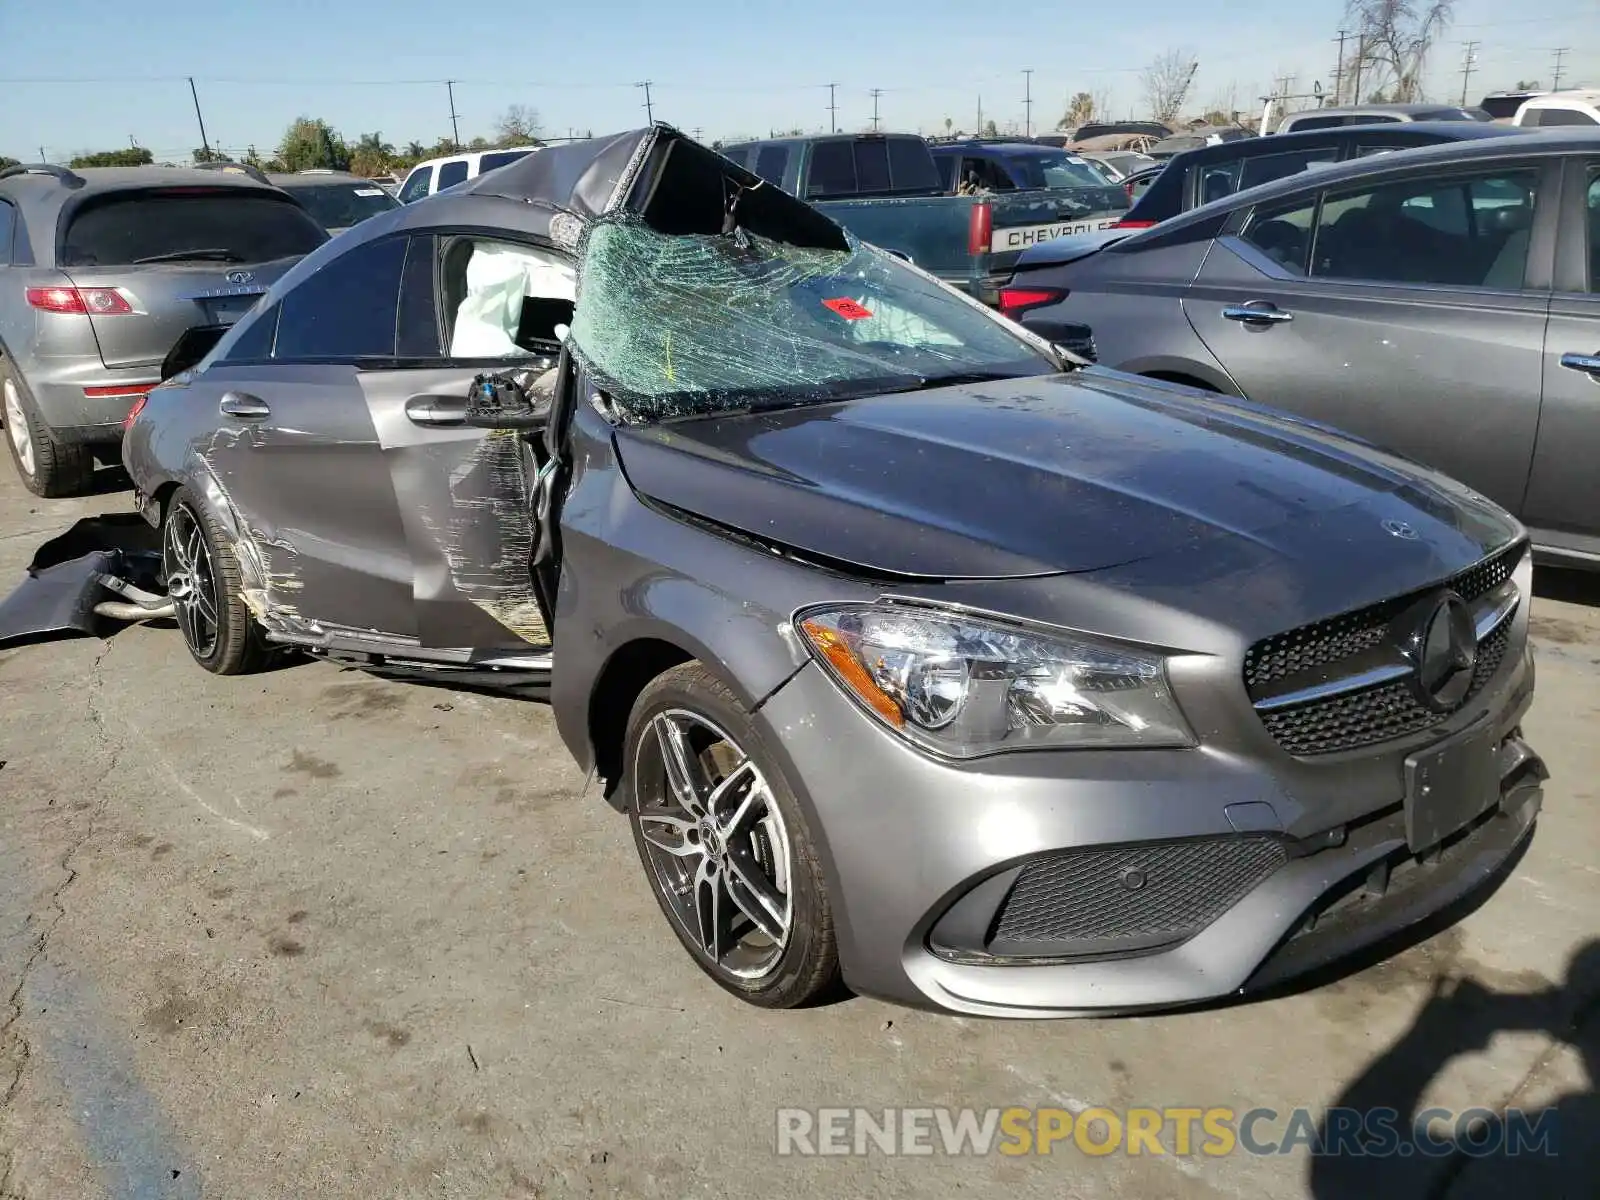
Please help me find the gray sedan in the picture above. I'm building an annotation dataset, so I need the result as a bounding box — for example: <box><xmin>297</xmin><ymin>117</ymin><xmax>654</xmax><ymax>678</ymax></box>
<box><xmin>999</xmin><ymin>131</ymin><xmax>1600</xmax><ymax>569</ymax></box>
<box><xmin>82</xmin><ymin>127</ymin><xmax>1544</xmax><ymax>1016</ymax></box>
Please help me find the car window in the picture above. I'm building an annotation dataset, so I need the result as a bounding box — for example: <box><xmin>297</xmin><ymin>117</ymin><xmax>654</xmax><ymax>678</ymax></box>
<box><xmin>216</xmin><ymin>301</ymin><xmax>279</xmax><ymax>362</ymax></box>
<box><xmin>806</xmin><ymin>141</ymin><xmax>856</xmax><ymax>197</ymax></box>
<box><xmin>1529</xmin><ymin>108</ymin><xmax>1599</xmax><ymax>127</ymax></box>
<box><xmin>58</xmin><ymin>190</ymin><xmax>326</xmax><ymax>267</ymax></box>
<box><xmin>286</xmin><ymin>182</ymin><xmax>399</xmax><ymax>230</ymax></box>
<box><xmin>1287</xmin><ymin>116</ymin><xmax>1342</xmax><ymax>132</ymax></box>
<box><xmin>440</xmin><ymin>237</ymin><xmax>575</xmax><ymax>359</ymax></box>
<box><xmin>397</xmin><ymin>235</ymin><xmax>441</xmax><ymax>357</ymax></box>
<box><xmin>720</xmin><ymin>146</ymin><xmax>750</xmax><ymax>169</ymax></box>
<box><xmin>856</xmin><ymin>140</ymin><xmax>892</xmax><ymax>192</ymax></box>
<box><xmin>1199</xmin><ymin>148</ymin><xmax>1339</xmax><ymax>207</ymax></box>
<box><xmin>436</xmin><ymin>160</ymin><xmax>469</xmax><ymax>191</ymax></box>
<box><xmin>0</xmin><ymin>199</ymin><xmax>14</xmax><ymax>264</ymax></box>
<box><xmin>1240</xmin><ymin>197</ymin><xmax>1319</xmax><ymax>275</ymax></box>
<box><xmin>478</xmin><ymin>150</ymin><xmax>532</xmax><ymax>173</ymax></box>
<box><xmin>1013</xmin><ymin>152</ymin><xmax>1110</xmax><ymax>190</ymax></box>
<box><xmin>398</xmin><ymin>166</ymin><xmax>432</xmax><ymax>203</ymax></box>
<box><xmin>754</xmin><ymin>145</ymin><xmax>790</xmax><ymax>187</ymax></box>
<box><xmin>570</xmin><ymin>218</ymin><xmax>1054</xmax><ymax>421</ymax></box>
<box><xmin>273</xmin><ymin>234</ymin><xmax>408</xmax><ymax>359</ymax></box>
<box><xmin>887</xmin><ymin>137</ymin><xmax>941</xmax><ymax>192</ymax></box>
<box><xmin>1311</xmin><ymin>168</ymin><xmax>1540</xmax><ymax>289</ymax></box>
<box><xmin>1587</xmin><ymin>170</ymin><xmax>1600</xmax><ymax>293</ymax></box>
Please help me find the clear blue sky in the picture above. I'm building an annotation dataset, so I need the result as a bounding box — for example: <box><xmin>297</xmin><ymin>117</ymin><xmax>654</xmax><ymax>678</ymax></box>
<box><xmin>2</xmin><ymin>0</ymin><xmax>1595</xmax><ymax>162</ymax></box>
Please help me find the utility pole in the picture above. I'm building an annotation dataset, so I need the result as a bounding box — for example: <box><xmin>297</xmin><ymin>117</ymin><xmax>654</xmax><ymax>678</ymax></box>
<box><xmin>37</xmin><ymin>146</ymin><xmax>45</xmax><ymax>162</ymax></box>
<box><xmin>445</xmin><ymin>80</ymin><xmax>461</xmax><ymax>150</ymax></box>
<box><xmin>1022</xmin><ymin>68</ymin><xmax>1034</xmax><ymax>137</ymax></box>
<box><xmin>870</xmin><ymin>88</ymin><xmax>883</xmax><ymax>131</ymax></box>
<box><xmin>636</xmin><ymin>80</ymin><xmax>654</xmax><ymax>124</ymax></box>
<box><xmin>976</xmin><ymin>95</ymin><xmax>983</xmax><ymax>135</ymax></box>
<box><xmin>1352</xmin><ymin>35</ymin><xmax>1364</xmax><ymax>105</ymax></box>
<box><xmin>692</xmin><ymin>126</ymin><xmax>704</xmax><ymax>141</ymax></box>
<box><xmin>1551</xmin><ymin>47</ymin><xmax>1569</xmax><ymax>91</ymax></box>
<box><xmin>187</xmin><ymin>76</ymin><xmax>211</xmax><ymax>157</ymax></box>
<box><xmin>1332</xmin><ymin>30</ymin><xmax>1349</xmax><ymax>105</ymax></box>
<box><xmin>826</xmin><ymin>82</ymin><xmax>838</xmax><ymax>133</ymax></box>
<box><xmin>1459</xmin><ymin>41</ymin><xmax>1479</xmax><ymax>106</ymax></box>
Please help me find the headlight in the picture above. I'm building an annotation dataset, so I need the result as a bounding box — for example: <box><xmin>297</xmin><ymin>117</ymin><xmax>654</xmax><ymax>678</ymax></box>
<box><xmin>797</xmin><ymin>605</ymin><xmax>1193</xmax><ymax>758</ymax></box>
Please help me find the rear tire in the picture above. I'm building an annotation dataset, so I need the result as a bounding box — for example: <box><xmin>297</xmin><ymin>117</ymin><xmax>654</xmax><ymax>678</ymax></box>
<box><xmin>1</xmin><ymin>359</ymin><xmax>94</xmax><ymax>498</ymax></box>
<box><xmin>163</xmin><ymin>487</ymin><xmax>272</xmax><ymax>675</ymax></box>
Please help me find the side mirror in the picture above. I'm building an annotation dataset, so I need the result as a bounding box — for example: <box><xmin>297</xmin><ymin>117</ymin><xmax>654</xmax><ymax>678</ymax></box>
<box><xmin>463</xmin><ymin>366</ymin><xmax>555</xmax><ymax>430</ymax></box>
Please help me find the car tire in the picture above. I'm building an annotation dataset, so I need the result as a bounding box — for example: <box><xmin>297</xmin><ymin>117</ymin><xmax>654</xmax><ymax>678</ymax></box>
<box><xmin>624</xmin><ymin>661</ymin><xmax>840</xmax><ymax>1009</ymax></box>
<box><xmin>163</xmin><ymin>487</ymin><xmax>272</xmax><ymax>675</ymax></box>
<box><xmin>1</xmin><ymin>358</ymin><xmax>95</xmax><ymax>498</ymax></box>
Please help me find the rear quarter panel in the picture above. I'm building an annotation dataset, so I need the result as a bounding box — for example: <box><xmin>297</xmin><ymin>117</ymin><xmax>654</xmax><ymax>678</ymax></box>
<box><xmin>1023</xmin><ymin>241</ymin><xmax>1239</xmax><ymax>389</ymax></box>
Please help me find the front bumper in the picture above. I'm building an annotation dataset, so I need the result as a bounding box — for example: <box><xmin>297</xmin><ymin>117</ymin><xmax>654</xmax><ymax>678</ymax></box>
<box><xmin>754</xmin><ymin>640</ymin><xmax>1539</xmax><ymax>1018</ymax></box>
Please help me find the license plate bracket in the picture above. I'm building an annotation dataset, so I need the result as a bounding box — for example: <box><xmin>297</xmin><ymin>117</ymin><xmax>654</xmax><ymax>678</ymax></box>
<box><xmin>1404</xmin><ymin>720</ymin><xmax>1501</xmax><ymax>852</ymax></box>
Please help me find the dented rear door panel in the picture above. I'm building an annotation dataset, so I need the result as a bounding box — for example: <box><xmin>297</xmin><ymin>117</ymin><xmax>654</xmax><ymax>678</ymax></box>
<box><xmin>360</xmin><ymin>366</ymin><xmax>550</xmax><ymax>651</ymax></box>
<box><xmin>196</xmin><ymin>362</ymin><xmax>417</xmax><ymax>638</ymax></box>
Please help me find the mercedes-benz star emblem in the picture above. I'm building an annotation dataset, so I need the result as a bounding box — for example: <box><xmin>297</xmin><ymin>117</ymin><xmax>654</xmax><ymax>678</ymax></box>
<box><xmin>225</xmin><ymin>270</ymin><xmax>254</xmax><ymax>285</ymax></box>
<box><xmin>1382</xmin><ymin>518</ymin><xmax>1418</xmax><ymax>540</ymax></box>
<box><xmin>1412</xmin><ymin>593</ymin><xmax>1478</xmax><ymax>712</ymax></box>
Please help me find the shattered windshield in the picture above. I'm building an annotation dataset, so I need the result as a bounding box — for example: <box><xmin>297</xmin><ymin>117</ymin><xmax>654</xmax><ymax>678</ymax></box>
<box><xmin>569</xmin><ymin>219</ymin><xmax>1055</xmax><ymax>421</ymax></box>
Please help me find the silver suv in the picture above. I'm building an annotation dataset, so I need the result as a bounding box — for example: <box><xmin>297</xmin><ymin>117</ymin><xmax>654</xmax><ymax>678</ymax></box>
<box><xmin>0</xmin><ymin>163</ymin><xmax>327</xmax><ymax>496</ymax></box>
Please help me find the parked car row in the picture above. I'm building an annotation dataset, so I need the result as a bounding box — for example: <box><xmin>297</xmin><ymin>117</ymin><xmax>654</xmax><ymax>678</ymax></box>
<box><xmin>1</xmin><ymin>126</ymin><xmax>1548</xmax><ymax>1021</ymax></box>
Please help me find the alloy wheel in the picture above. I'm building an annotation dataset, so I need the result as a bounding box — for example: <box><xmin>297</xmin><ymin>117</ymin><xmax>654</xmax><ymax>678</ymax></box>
<box><xmin>163</xmin><ymin>502</ymin><xmax>221</xmax><ymax>660</ymax></box>
<box><xmin>3</xmin><ymin>378</ymin><xmax>34</xmax><ymax>477</ymax></box>
<box><xmin>633</xmin><ymin>709</ymin><xmax>794</xmax><ymax>980</ymax></box>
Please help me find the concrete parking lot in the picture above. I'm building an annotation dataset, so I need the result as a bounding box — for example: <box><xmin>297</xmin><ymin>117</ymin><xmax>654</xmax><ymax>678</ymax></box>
<box><xmin>1</xmin><ymin>462</ymin><xmax>1596</xmax><ymax>1200</ymax></box>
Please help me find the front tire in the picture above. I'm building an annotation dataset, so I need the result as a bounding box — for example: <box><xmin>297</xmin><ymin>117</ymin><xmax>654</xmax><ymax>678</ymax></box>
<box><xmin>624</xmin><ymin>662</ymin><xmax>840</xmax><ymax>1009</ymax></box>
<box><xmin>163</xmin><ymin>487</ymin><xmax>271</xmax><ymax>675</ymax></box>
<box><xmin>1</xmin><ymin>360</ymin><xmax>94</xmax><ymax>498</ymax></box>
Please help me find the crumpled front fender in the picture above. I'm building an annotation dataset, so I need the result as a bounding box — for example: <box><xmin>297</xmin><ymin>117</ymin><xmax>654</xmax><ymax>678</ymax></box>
<box><xmin>0</xmin><ymin>516</ymin><xmax>166</xmax><ymax>650</ymax></box>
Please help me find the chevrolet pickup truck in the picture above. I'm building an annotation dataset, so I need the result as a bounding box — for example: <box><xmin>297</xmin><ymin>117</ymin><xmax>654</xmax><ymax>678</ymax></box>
<box><xmin>720</xmin><ymin>133</ymin><xmax>1115</xmax><ymax>304</ymax></box>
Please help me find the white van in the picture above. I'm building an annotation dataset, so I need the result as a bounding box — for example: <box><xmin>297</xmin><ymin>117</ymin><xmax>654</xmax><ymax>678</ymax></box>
<box><xmin>1512</xmin><ymin>91</ymin><xmax>1600</xmax><ymax>128</ymax></box>
<box><xmin>397</xmin><ymin>145</ymin><xmax>543</xmax><ymax>203</ymax></box>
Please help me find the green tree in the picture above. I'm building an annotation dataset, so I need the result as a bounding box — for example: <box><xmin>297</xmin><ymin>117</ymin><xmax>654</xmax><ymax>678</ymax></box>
<box><xmin>277</xmin><ymin>116</ymin><xmax>351</xmax><ymax>172</ymax></box>
<box><xmin>467</xmin><ymin>135</ymin><xmax>491</xmax><ymax>151</ymax></box>
<box><xmin>402</xmin><ymin>140</ymin><xmax>426</xmax><ymax>161</ymax></box>
<box><xmin>1059</xmin><ymin>91</ymin><xmax>1097</xmax><ymax>130</ymax></box>
<box><xmin>493</xmin><ymin>104</ymin><xmax>543</xmax><ymax>147</ymax></box>
<box><xmin>1514</xmin><ymin>79</ymin><xmax>1540</xmax><ymax>90</ymax></box>
<box><xmin>0</xmin><ymin>154</ymin><xmax>19</xmax><ymax>172</ymax></box>
<box><xmin>191</xmin><ymin>146</ymin><xmax>233</xmax><ymax>163</ymax></box>
<box><xmin>982</xmin><ymin>119</ymin><xmax>998</xmax><ymax>137</ymax></box>
<box><xmin>349</xmin><ymin>132</ymin><xmax>395</xmax><ymax>177</ymax></box>
<box><xmin>68</xmin><ymin>147</ymin><xmax>154</xmax><ymax>168</ymax></box>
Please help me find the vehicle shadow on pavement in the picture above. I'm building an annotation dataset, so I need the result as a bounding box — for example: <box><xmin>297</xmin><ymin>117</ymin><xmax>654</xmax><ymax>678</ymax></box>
<box><xmin>1534</xmin><ymin>566</ymin><xmax>1600</xmax><ymax>609</ymax></box>
<box><xmin>1305</xmin><ymin>937</ymin><xmax>1598</xmax><ymax>1198</ymax></box>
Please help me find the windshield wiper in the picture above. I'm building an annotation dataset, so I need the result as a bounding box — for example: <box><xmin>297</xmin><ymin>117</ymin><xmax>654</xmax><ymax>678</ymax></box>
<box><xmin>133</xmin><ymin>248</ymin><xmax>247</xmax><ymax>264</ymax></box>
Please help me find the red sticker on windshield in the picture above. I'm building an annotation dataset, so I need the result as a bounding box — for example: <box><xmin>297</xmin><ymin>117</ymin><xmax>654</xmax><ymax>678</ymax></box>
<box><xmin>822</xmin><ymin>297</ymin><xmax>873</xmax><ymax>320</ymax></box>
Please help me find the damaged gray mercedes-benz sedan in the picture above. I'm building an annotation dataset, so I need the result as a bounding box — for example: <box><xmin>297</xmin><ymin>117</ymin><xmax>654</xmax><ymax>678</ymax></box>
<box><xmin>13</xmin><ymin>126</ymin><xmax>1548</xmax><ymax>1016</ymax></box>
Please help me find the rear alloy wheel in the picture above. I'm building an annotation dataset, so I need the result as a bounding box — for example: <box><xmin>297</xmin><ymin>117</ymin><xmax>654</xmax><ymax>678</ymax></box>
<box><xmin>1</xmin><ymin>362</ymin><xmax>94</xmax><ymax>497</ymax></box>
<box><xmin>625</xmin><ymin>663</ymin><xmax>839</xmax><ymax>1008</ymax></box>
<box><xmin>163</xmin><ymin>488</ymin><xmax>271</xmax><ymax>675</ymax></box>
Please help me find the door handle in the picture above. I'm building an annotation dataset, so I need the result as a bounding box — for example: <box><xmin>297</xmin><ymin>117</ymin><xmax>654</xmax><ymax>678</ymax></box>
<box><xmin>1223</xmin><ymin>303</ymin><xmax>1294</xmax><ymax>326</ymax></box>
<box><xmin>1559</xmin><ymin>352</ymin><xmax>1600</xmax><ymax>379</ymax></box>
<box><xmin>219</xmin><ymin>391</ymin><xmax>270</xmax><ymax>419</ymax></box>
<box><xmin>404</xmin><ymin>393</ymin><xmax>467</xmax><ymax>427</ymax></box>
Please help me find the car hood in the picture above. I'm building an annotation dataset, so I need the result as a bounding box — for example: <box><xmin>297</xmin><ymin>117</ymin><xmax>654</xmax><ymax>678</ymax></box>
<box><xmin>611</xmin><ymin>371</ymin><xmax>1519</xmax><ymax>580</ymax></box>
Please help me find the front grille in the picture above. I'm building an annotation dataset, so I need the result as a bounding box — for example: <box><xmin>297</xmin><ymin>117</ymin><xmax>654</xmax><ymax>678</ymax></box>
<box><xmin>1243</xmin><ymin>541</ymin><xmax>1522</xmax><ymax>694</ymax></box>
<box><xmin>1258</xmin><ymin>622</ymin><xmax>1511</xmax><ymax>757</ymax></box>
<box><xmin>1244</xmin><ymin>542</ymin><xmax>1523</xmax><ymax>757</ymax></box>
<box><xmin>988</xmin><ymin>836</ymin><xmax>1287</xmax><ymax>956</ymax></box>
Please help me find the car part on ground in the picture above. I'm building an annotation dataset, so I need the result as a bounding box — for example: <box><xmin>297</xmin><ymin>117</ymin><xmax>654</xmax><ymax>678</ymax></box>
<box><xmin>0</xmin><ymin>514</ymin><xmax>168</xmax><ymax>648</ymax></box>
<box><xmin>2</xmin><ymin>125</ymin><xmax>1550</xmax><ymax>1017</ymax></box>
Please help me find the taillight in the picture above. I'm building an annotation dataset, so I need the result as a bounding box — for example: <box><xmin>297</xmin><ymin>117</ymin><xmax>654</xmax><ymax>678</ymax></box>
<box><xmin>122</xmin><ymin>393</ymin><xmax>151</xmax><ymax>429</ymax></box>
<box><xmin>26</xmin><ymin>286</ymin><xmax>134</xmax><ymax>315</ymax></box>
<box><xmin>84</xmin><ymin>383</ymin><xmax>156</xmax><ymax>399</ymax></box>
<box><xmin>1114</xmin><ymin>218</ymin><xmax>1157</xmax><ymax>229</ymax></box>
<box><xmin>997</xmin><ymin>287</ymin><xmax>1065</xmax><ymax>318</ymax></box>
<box><xmin>968</xmin><ymin>199</ymin><xmax>993</xmax><ymax>257</ymax></box>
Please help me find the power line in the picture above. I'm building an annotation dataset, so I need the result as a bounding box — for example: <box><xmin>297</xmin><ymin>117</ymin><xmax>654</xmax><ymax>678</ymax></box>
<box><xmin>1459</xmin><ymin>41</ymin><xmax>1479</xmax><ymax>106</ymax></box>
<box><xmin>636</xmin><ymin>80</ymin><xmax>654</xmax><ymax>124</ymax></box>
